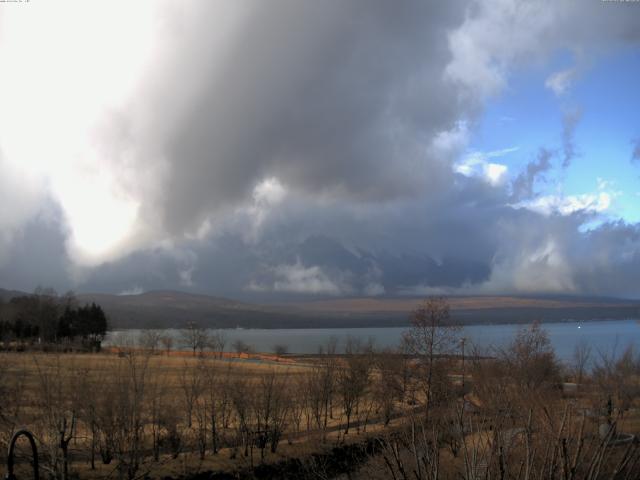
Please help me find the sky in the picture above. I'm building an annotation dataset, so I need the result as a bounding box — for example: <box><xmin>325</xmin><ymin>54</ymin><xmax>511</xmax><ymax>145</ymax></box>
<box><xmin>0</xmin><ymin>0</ymin><xmax>639</xmax><ymax>300</ymax></box>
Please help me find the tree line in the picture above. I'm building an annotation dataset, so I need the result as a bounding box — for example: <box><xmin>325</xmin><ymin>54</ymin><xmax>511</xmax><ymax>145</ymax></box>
<box><xmin>0</xmin><ymin>288</ymin><xmax>107</xmax><ymax>350</ymax></box>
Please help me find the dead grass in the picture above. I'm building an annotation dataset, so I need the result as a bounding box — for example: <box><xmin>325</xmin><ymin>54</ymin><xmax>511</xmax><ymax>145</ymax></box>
<box><xmin>0</xmin><ymin>350</ymin><xmax>410</xmax><ymax>479</ymax></box>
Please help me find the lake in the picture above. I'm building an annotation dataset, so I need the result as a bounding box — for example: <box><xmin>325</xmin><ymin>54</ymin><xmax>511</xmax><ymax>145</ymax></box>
<box><xmin>105</xmin><ymin>319</ymin><xmax>640</xmax><ymax>363</ymax></box>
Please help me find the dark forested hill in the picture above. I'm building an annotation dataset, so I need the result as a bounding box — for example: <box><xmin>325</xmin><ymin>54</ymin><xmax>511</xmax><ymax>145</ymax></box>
<box><xmin>0</xmin><ymin>288</ymin><xmax>27</xmax><ymax>302</ymax></box>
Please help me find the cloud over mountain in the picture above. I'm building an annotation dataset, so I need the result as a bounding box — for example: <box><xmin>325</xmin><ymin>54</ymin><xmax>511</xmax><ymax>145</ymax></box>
<box><xmin>0</xmin><ymin>0</ymin><xmax>639</xmax><ymax>299</ymax></box>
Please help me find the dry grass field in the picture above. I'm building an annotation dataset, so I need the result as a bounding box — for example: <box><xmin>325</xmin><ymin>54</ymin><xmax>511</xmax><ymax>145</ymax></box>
<box><xmin>2</xmin><ymin>315</ymin><xmax>640</xmax><ymax>480</ymax></box>
<box><xmin>0</xmin><ymin>346</ymin><xmax>418</xmax><ymax>480</ymax></box>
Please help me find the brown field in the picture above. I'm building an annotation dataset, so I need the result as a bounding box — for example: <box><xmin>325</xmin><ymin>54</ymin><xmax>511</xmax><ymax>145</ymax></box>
<box><xmin>2</xmin><ymin>320</ymin><xmax>640</xmax><ymax>480</ymax></box>
<box><xmin>0</xmin><ymin>347</ymin><xmax>418</xmax><ymax>480</ymax></box>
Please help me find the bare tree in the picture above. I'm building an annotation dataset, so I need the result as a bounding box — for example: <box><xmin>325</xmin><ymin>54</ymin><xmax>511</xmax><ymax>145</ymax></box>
<box><xmin>146</xmin><ymin>366</ymin><xmax>164</xmax><ymax>462</ymax></box>
<box><xmin>337</xmin><ymin>338</ymin><xmax>372</xmax><ymax>435</ymax></box>
<box><xmin>229</xmin><ymin>376</ymin><xmax>253</xmax><ymax>462</ymax></box>
<box><xmin>138</xmin><ymin>330</ymin><xmax>162</xmax><ymax>353</ymax></box>
<box><xmin>306</xmin><ymin>366</ymin><xmax>328</xmax><ymax>436</ymax></box>
<box><xmin>403</xmin><ymin>297</ymin><xmax>460</xmax><ymax>419</ymax></box>
<box><xmin>118</xmin><ymin>352</ymin><xmax>151</xmax><ymax>480</ymax></box>
<box><xmin>192</xmin><ymin>363</ymin><xmax>209</xmax><ymax>460</ymax></box>
<box><xmin>379</xmin><ymin>413</ymin><xmax>441</xmax><ymax>480</ymax></box>
<box><xmin>273</xmin><ymin>344</ymin><xmax>289</xmax><ymax>356</ymax></box>
<box><xmin>202</xmin><ymin>362</ymin><xmax>232</xmax><ymax>454</ymax></box>
<box><xmin>572</xmin><ymin>338</ymin><xmax>592</xmax><ymax>386</ymax></box>
<box><xmin>141</xmin><ymin>359</ymin><xmax>179</xmax><ymax>463</ymax></box>
<box><xmin>209</xmin><ymin>330</ymin><xmax>227</xmax><ymax>357</ymax></box>
<box><xmin>498</xmin><ymin>321</ymin><xmax>561</xmax><ymax>392</ymax></box>
<box><xmin>306</xmin><ymin>338</ymin><xmax>338</xmax><ymax>441</ymax></box>
<box><xmin>156</xmin><ymin>405</ymin><xmax>183</xmax><ymax>460</ymax></box>
<box><xmin>180</xmin><ymin>321</ymin><xmax>210</xmax><ymax>356</ymax></box>
<box><xmin>373</xmin><ymin>349</ymin><xmax>404</xmax><ymax>426</ymax></box>
<box><xmin>593</xmin><ymin>345</ymin><xmax>640</xmax><ymax>419</ymax></box>
<box><xmin>94</xmin><ymin>351</ymin><xmax>151</xmax><ymax>480</ymax></box>
<box><xmin>33</xmin><ymin>355</ymin><xmax>77</xmax><ymax>480</ymax></box>
<box><xmin>160</xmin><ymin>335</ymin><xmax>173</xmax><ymax>355</ymax></box>
<box><xmin>77</xmin><ymin>366</ymin><xmax>102</xmax><ymax>470</ymax></box>
<box><xmin>289</xmin><ymin>375</ymin><xmax>308</xmax><ymax>434</ymax></box>
<box><xmin>217</xmin><ymin>366</ymin><xmax>235</xmax><ymax>448</ymax></box>
<box><xmin>252</xmin><ymin>370</ymin><xmax>290</xmax><ymax>460</ymax></box>
<box><xmin>232</xmin><ymin>339</ymin><xmax>253</xmax><ymax>354</ymax></box>
<box><xmin>179</xmin><ymin>360</ymin><xmax>203</xmax><ymax>428</ymax></box>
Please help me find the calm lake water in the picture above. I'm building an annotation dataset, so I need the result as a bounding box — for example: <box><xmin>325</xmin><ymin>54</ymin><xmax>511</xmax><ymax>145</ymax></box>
<box><xmin>106</xmin><ymin>319</ymin><xmax>640</xmax><ymax>363</ymax></box>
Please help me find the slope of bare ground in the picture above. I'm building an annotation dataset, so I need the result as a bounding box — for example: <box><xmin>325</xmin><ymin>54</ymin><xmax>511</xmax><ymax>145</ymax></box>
<box><xmin>3</xmin><ymin>288</ymin><xmax>639</xmax><ymax>329</ymax></box>
<box><xmin>284</xmin><ymin>295</ymin><xmax>639</xmax><ymax>313</ymax></box>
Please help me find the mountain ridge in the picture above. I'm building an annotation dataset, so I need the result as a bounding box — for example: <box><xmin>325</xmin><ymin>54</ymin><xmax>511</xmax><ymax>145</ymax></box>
<box><xmin>2</xmin><ymin>288</ymin><xmax>639</xmax><ymax>329</ymax></box>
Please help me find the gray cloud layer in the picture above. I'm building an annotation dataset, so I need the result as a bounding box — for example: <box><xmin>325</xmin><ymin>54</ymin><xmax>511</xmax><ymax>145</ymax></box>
<box><xmin>1</xmin><ymin>0</ymin><xmax>640</xmax><ymax>299</ymax></box>
<box><xmin>510</xmin><ymin>149</ymin><xmax>554</xmax><ymax>201</ymax></box>
<box><xmin>155</xmin><ymin>1</ymin><xmax>465</xmax><ymax>235</ymax></box>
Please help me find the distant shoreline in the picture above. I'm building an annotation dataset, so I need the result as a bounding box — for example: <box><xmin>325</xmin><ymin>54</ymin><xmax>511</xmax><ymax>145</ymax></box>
<box><xmin>105</xmin><ymin>319</ymin><xmax>640</xmax><ymax>361</ymax></box>
<box><xmin>106</xmin><ymin>315</ymin><xmax>640</xmax><ymax>331</ymax></box>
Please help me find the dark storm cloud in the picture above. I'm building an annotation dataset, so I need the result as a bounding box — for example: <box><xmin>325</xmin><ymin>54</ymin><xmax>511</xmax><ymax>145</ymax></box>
<box><xmin>0</xmin><ymin>205</ymin><xmax>72</xmax><ymax>294</ymax></box>
<box><xmin>75</xmin><ymin>173</ymin><xmax>507</xmax><ymax>298</ymax></box>
<box><xmin>2</xmin><ymin>0</ymin><xmax>640</xmax><ymax>300</ymax></box>
<box><xmin>565</xmin><ymin>221</ymin><xmax>640</xmax><ymax>298</ymax></box>
<box><xmin>159</xmin><ymin>0</ymin><xmax>466</xmax><ymax>235</ymax></box>
<box><xmin>60</xmin><ymin>161</ymin><xmax>640</xmax><ymax>300</ymax></box>
<box><xmin>80</xmin><ymin>1</ymin><xmax>640</xmax><ymax>299</ymax></box>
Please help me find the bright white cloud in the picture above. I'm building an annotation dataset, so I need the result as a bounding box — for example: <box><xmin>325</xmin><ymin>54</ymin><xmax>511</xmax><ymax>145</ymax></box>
<box><xmin>118</xmin><ymin>286</ymin><xmax>145</xmax><ymax>296</ymax></box>
<box><xmin>545</xmin><ymin>67</ymin><xmax>577</xmax><ymax>96</ymax></box>
<box><xmin>455</xmin><ymin>147</ymin><xmax>515</xmax><ymax>185</ymax></box>
<box><xmin>253</xmin><ymin>177</ymin><xmax>287</xmax><ymax>206</ymax></box>
<box><xmin>0</xmin><ymin>1</ymin><xmax>250</xmax><ymax>265</ymax></box>
<box><xmin>518</xmin><ymin>192</ymin><xmax>611</xmax><ymax>216</ymax></box>
<box><xmin>431</xmin><ymin>121</ymin><xmax>470</xmax><ymax>157</ymax></box>
<box><xmin>485</xmin><ymin>163</ymin><xmax>508</xmax><ymax>185</ymax></box>
<box><xmin>273</xmin><ymin>263</ymin><xmax>344</xmax><ymax>295</ymax></box>
<box><xmin>55</xmin><ymin>166</ymin><xmax>141</xmax><ymax>265</ymax></box>
<box><xmin>248</xmin><ymin>260</ymin><xmax>347</xmax><ymax>296</ymax></box>
<box><xmin>445</xmin><ymin>0</ymin><xmax>561</xmax><ymax>100</ymax></box>
<box><xmin>236</xmin><ymin>177</ymin><xmax>289</xmax><ymax>243</ymax></box>
<box><xmin>492</xmin><ymin>238</ymin><xmax>576</xmax><ymax>293</ymax></box>
<box><xmin>0</xmin><ymin>1</ymin><xmax>159</xmax><ymax>265</ymax></box>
